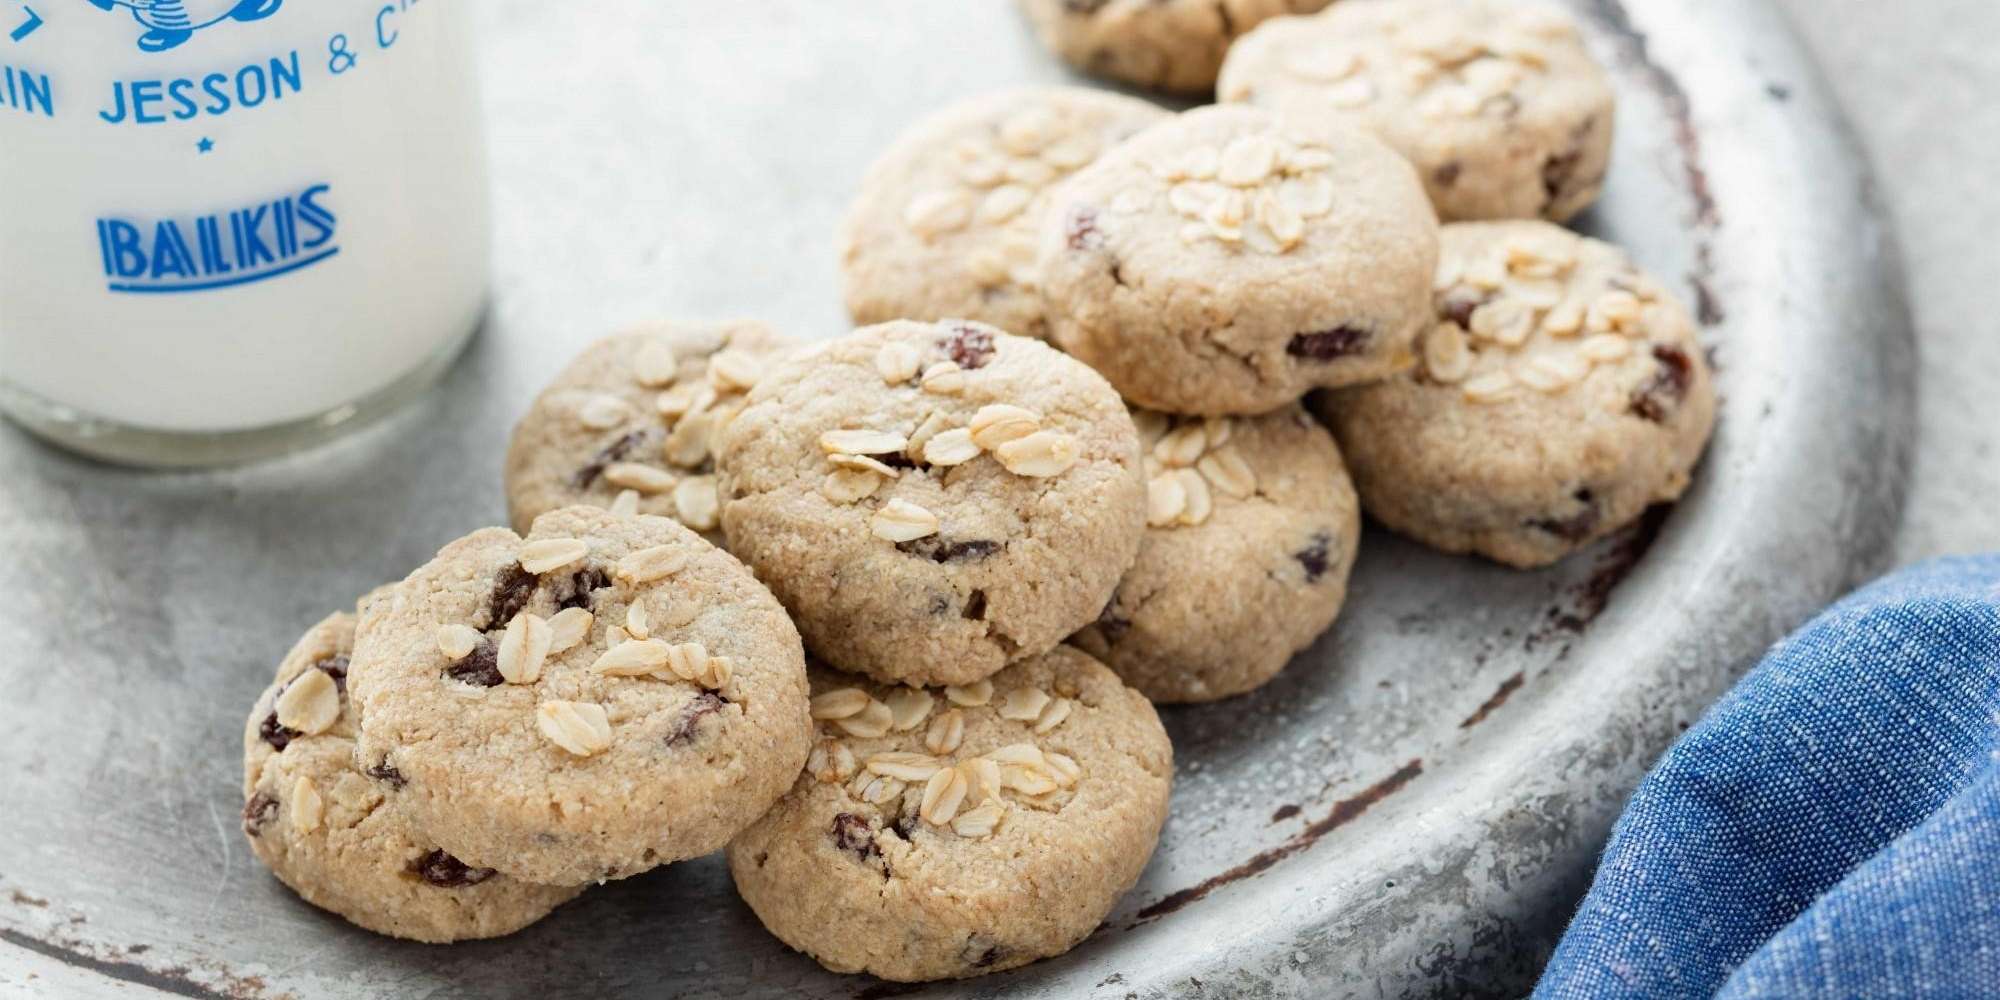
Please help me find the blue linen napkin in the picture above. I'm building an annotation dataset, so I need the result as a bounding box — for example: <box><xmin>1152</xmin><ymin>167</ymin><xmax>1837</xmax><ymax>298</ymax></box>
<box><xmin>1535</xmin><ymin>554</ymin><xmax>2000</xmax><ymax>998</ymax></box>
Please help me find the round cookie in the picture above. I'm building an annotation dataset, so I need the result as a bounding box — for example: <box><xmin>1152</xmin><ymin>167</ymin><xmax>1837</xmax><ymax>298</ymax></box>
<box><xmin>1219</xmin><ymin>0</ymin><xmax>1616</xmax><ymax>222</ymax></box>
<box><xmin>1038</xmin><ymin>104</ymin><xmax>1439</xmax><ymax>415</ymax></box>
<box><xmin>242</xmin><ymin>605</ymin><xmax>583</xmax><ymax>942</ymax></box>
<box><xmin>1017</xmin><ymin>0</ymin><xmax>1332</xmax><ymax>95</ymax></box>
<box><xmin>505</xmin><ymin>321</ymin><xmax>797</xmax><ymax>540</ymax></box>
<box><xmin>1070</xmin><ymin>405</ymin><xmax>1360</xmax><ymax>702</ymax></box>
<box><xmin>348</xmin><ymin>505</ymin><xmax>812</xmax><ymax>886</ymax></box>
<box><xmin>841</xmin><ymin>87</ymin><xmax>1167</xmax><ymax>342</ymax></box>
<box><xmin>716</xmin><ymin>320</ymin><xmax>1146</xmax><ymax>688</ymax></box>
<box><xmin>726</xmin><ymin>648</ymin><xmax>1172</xmax><ymax>981</ymax></box>
<box><xmin>1317</xmin><ymin>221</ymin><xmax>1717</xmax><ymax>568</ymax></box>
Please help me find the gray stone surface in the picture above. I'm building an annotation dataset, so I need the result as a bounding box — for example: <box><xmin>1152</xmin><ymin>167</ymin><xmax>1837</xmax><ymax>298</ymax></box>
<box><xmin>1775</xmin><ymin>0</ymin><xmax>1999</xmax><ymax>562</ymax></box>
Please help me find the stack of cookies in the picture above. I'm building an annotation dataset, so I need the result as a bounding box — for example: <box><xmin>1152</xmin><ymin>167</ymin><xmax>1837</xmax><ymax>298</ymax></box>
<box><xmin>242</xmin><ymin>504</ymin><xmax>814</xmax><ymax>941</ymax></box>
<box><xmin>237</xmin><ymin>0</ymin><xmax>1720</xmax><ymax>985</ymax></box>
<box><xmin>510</xmin><ymin>318</ymin><xmax>1176</xmax><ymax>980</ymax></box>
<box><xmin>242</xmin><ymin>321</ymin><xmax>1178</xmax><ymax>980</ymax></box>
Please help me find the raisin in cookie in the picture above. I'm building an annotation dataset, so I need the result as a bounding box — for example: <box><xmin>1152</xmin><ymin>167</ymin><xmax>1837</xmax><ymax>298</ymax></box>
<box><xmin>1039</xmin><ymin>104</ymin><xmax>1438</xmax><ymax>415</ymax></box>
<box><xmin>716</xmin><ymin>320</ymin><xmax>1146</xmax><ymax>688</ymax></box>
<box><xmin>1070</xmin><ymin>405</ymin><xmax>1360</xmax><ymax>702</ymax></box>
<box><xmin>1018</xmin><ymin>0</ymin><xmax>1332</xmax><ymax>95</ymax></box>
<box><xmin>348</xmin><ymin>506</ymin><xmax>812</xmax><ymax>885</ymax></box>
<box><xmin>504</xmin><ymin>322</ymin><xmax>797</xmax><ymax>540</ymax></box>
<box><xmin>841</xmin><ymin>87</ymin><xmax>1166</xmax><ymax>342</ymax></box>
<box><xmin>1316</xmin><ymin>221</ymin><xmax>1717</xmax><ymax>568</ymax></box>
<box><xmin>1219</xmin><ymin>0</ymin><xmax>1615</xmax><ymax>223</ymax></box>
<box><xmin>242</xmin><ymin>604</ymin><xmax>583</xmax><ymax>941</ymax></box>
<box><xmin>727</xmin><ymin>649</ymin><xmax>1172</xmax><ymax>981</ymax></box>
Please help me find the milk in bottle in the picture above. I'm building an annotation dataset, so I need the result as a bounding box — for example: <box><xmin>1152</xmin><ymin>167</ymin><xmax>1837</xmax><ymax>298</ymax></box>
<box><xmin>0</xmin><ymin>0</ymin><xmax>487</xmax><ymax>464</ymax></box>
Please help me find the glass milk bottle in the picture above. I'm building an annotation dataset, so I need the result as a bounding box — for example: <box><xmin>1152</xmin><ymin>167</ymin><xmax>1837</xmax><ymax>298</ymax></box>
<box><xmin>0</xmin><ymin>0</ymin><xmax>487</xmax><ymax>465</ymax></box>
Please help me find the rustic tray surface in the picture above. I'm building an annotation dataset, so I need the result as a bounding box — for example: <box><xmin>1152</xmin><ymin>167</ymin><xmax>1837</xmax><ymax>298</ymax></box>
<box><xmin>0</xmin><ymin>1</ymin><xmax>1911</xmax><ymax>997</ymax></box>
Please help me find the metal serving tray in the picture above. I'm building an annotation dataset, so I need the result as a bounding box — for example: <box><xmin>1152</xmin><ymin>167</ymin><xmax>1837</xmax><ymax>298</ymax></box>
<box><xmin>0</xmin><ymin>1</ymin><xmax>1911</xmax><ymax>996</ymax></box>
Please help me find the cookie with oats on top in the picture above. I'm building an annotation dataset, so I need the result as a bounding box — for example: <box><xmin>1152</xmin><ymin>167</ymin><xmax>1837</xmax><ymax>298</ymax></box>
<box><xmin>1017</xmin><ymin>0</ymin><xmax>1333</xmax><ymax>95</ymax></box>
<box><xmin>1219</xmin><ymin>0</ymin><xmax>1616</xmax><ymax>222</ymax></box>
<box><xmin>347</xmin><ymin>505</ymin><xmax>811</xmax><ymax>886</ymax></box>
<box><xmin>715</xmin><ymin>320</ymin><xmax>1146</xmax><ymax>689</ymax></box>
<box><xmin>727</xmin><ymin>649</ymin><xmax>1171</xmax><ymax>982</ymax></box>
<box><xmin>1315</xmin><ymin>221</ymin><xmax>1716</xmax><ymax>568</ymax></box>
<box><xmin>242</xmin><ymin>595</ymin><xmax>583</xmax><ymax>942</ymax></box>
<box><xmin>1037</xmin><ymin>104</ymin><xmax>1438</xmax><ymax>416</ymax></box>
<box><xmin>1070</xmin><ymin>403</ymin><xmax>1360</xmax><ymax>703</ymax></box>
<box><xmin>505</xmin><ymin>321</ymin><xmax>800</xmax><ymax>543</ymax></box>
<box><xmin>841</xmin><ymin>86</ymin><xmax>1166</xmax><ymax>342</ymax></box>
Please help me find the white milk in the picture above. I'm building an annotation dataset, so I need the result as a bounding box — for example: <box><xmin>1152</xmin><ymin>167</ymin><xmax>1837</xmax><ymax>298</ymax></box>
<box><xmin>0</xmin><ymin>0</ymin><xmax>486</xmax><ymax>461</ymax></box>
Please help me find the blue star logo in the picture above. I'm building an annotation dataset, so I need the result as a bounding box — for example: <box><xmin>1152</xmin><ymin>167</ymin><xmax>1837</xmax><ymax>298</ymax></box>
<box><xmin>197</xmin><ymin>137</ymin><xmax>214</xmax><ymax>154</ymax></box>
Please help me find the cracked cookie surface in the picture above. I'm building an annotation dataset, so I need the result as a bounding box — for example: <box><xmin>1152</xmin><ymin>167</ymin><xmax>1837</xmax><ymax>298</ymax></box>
<box><xmin>1018</xmin><ymin>0</ymin><xmax>1332</xmax><ymax>95</ymax></box>
<box><xmin>1071</xmin><ymin>404</ymin><xmax>1360</xmax><ymax>702</ymax></box>
<box><xmin>1220</xmin><ymin>0</ymin><xmax>1615</xmax><ymax>222</ymax></box>
<box><xmin>1038</xmin><ymin>104</ymin><xmax>1438</xmax><ymax>415</ymax></box>
<box><xmin>842</xmin><ymin>87</ymin><xmax>1166</xmax><ymax>342</ymax></box>
<box><xmin>726</xmin><ymin>649</ymin><xmax>1172</xmax><ymax>981</ymax></box>
<box><xmin>504</xmin><ymin>321</ymin><xmax>799</xmax><ymax>542</ymax></box>
<box><xmin>1316</xmin><ymin>221</ymin><xmax>1717</xmax><ymax>568</ymax></box>
<box><xmin>242</xmin><ymin>603</ymin><xmax>583</xmax><ymax>941</ymax></box>
<box><xmin>716</xmin><ymin>320</ymin><xmax>1146</xmax><ymax>687</ymax></box>
<box><xmin>348</xmin><ymin>506</ymin><xmax>811</xmax><ymax>885</ymax></box>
